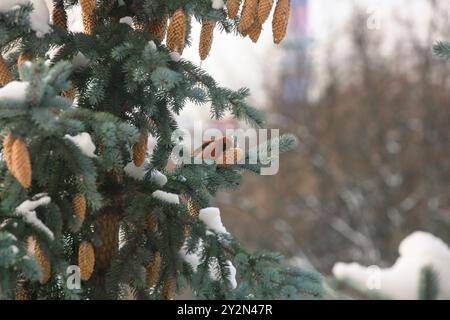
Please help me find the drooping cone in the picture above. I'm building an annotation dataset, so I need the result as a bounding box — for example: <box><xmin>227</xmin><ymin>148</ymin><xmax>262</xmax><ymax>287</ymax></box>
<box><xmin>199</xmin><ymin>20</ymin><xmax>216</xmax><ymax>61</ymax></box>
<box><xmin>3</xmin><ymin>133</ymin><xmax>14</xmax><ymax>175</ymax></box>
<box><xmin>0</xmin><ymin>55</ymin><xmax>12</xmax><ymax>86</ymax></box>
<box><xmin>146</xmin><ymin>251</ymin><xmax>161</xmax><ymax>288</ymax></box>
<box><xmin>17</xmin><ymin>52</ymin><xmax>32</xmax><ymax>69</ymax></box>
<box><xmin>272</xmin><ymin>0</ymin><xmax>291</xmax><ymax>44</ymax></box>
<box><xmin>78</xmin><ymin>241</ymin><xmax>95</xmax><ymax>281</ymax></box>
<box><xmin>149</xmin><ymin>16</ymin><xmax>168</xmax><ymax>42</ymax></box>
<box><xmin>15</xmin><ymin>281</ymin><xmax>28</xmax><ymax>300</ymax></box>
<box><xmin>239</xmin><ymin>0</ymin><xmax>258</xmax><ymax>34</ymax></box>
<box><xmin>62</xmin><ymin>84</ymin><xmax>76</xmax><ymax>102</ymax></box>
<box><xmin>132</xmin><ymin>16</ymin><xmax>145</xmax><ymax>31</ymax></box>
<box><xmin>195</xmin><ymin>136</ymin><xmax>232</xmax><ymax>161</ymax></box>
<box><xmin>145</xmin><ymin>211</ymin><xmax>157</xmax><ymax>231</ymax></box>
<box><xmin>31</xmin><ymin>239</ymin><xmax>51</xmax><ymax>284</ymax></box>
<box><xmin>132</xmin><ymin>131</ymin><xmax>148</xmax><ymax>167</ymax></box>
<box><xmin>95</xmin><ymin>213</ymin><xmax>120</xmax><ymax>270</ymax></box>
<box><xmin>187</xmin><ymin>199</ymin><xmax>200</xmax><ymax>218</ymax></box>
<box><xmin>161</xmin><ymin>274</ymin><xmax>174</xmax><ymax>300</ymax></box>
<box><xmin>257</xmin><ymin>0</ymin><xmax>274</xmax><ymax>24</ymax></box>
<box><xmin>73</xmin><ymin>194</ymin><xmax>87</xmax><ymax>225</ymax></box>
<box><xmin>218</xmin><ymin>147</ymin><xmax>245</xmax><ymax>167</ymax></box>
<box><xmin>227</xmin><ymin>0</ymin><xmax>242</xmax><ymax>19</ymax></box>
<box><xmin>166</xmin><ymin>9</ymin><xmax>186</xmax><ymax>54</ymax></box>
<box><xmin>247</xmin><ymin>21</ymin><xmax>263</xmax><ymax>43</ymax></box>
<box><xmin>53</xmin><ymin>3</ymin><xmax>68</xmax><ymax>30</ymax></box>
<box><xmin>80</xmin><ymin>0</ymin><xmax>96</xmax><ymax>35</ymax></box>
<box><xmin>11</xmin><ymin>138</ymin><xmax>32</xmax><ymax>188</ymax></box>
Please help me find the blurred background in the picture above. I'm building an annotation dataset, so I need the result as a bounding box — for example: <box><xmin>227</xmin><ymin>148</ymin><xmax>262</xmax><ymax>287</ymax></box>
<box><xmin>177</xmin><ymin>0</ymin><xmax>450</xmax><ymax>298</ymax></box>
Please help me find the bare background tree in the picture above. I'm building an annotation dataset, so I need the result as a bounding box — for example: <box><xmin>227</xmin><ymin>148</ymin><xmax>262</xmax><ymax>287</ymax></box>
<box><xmin>216</xmin><ymin>0</ymin><xmax>450</xmax><ymax>274</ymax></box>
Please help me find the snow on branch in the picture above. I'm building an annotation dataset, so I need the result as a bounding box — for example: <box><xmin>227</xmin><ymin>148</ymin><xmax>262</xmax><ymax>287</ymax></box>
<box><xmin>15</xmin><ymin>193</ymin><xmax>54</xmax><ymax>240</ymax></box>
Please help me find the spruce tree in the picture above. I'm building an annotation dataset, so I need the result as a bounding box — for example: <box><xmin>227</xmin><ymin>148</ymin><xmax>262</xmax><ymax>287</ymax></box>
<box><xmin>0</xmin><ymin>0</ymin><xmax>322</xmax><ymax>300</ymax></box>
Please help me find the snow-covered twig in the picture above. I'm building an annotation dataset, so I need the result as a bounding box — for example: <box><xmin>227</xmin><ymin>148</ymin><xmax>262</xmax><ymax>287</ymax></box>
<box><xmin>15</xmin><ymin>193</ymin><xmax>54</xmax><ymax>240</ymax></box>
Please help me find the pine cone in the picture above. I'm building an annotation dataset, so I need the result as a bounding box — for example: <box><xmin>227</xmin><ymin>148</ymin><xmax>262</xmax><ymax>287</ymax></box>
<box><xmin>161</xmin><ymin>274</ymin><xmax>174</xmax><ymax>300</ymax></box>
<box><xmin>166</xmin><ymin>9</ymin><xmax>186</xmax><ymax>54</ymax></box>
<box><xmin>3</xmin><ymin>133</ymin><xmax>14</xmax><ymax>175</ymax></box>
<box><xmin>53</xmin><ymin>3</ymin><xmax>68</xmax><ymax>30</ymax></box>
<box><xmin>11</xmin><ymin>138</ymin><xmax>32</xmax><ymax>188</ymax></box>
<box><xmin>239</xmin><ymin>0</ymin><xmax>258</xmax><ymax>34</ymax></box>
<box><xmin>218</xmin><ymin>147</ymin><xmax>244</xmax><ymax>167</ymax></box>
<box><xmin>149</xmin><ymin>16</ymin><xmax>168</xmax><ymax>42</ymax></box>
<box><xmin>145</xmin><ymin>211</ymin><xmax>157</xmax><ymax>231</ymax></box>
<box><xmin>15</xmin><ymin>282</ymin><xmax>28</xmax><ymax>300</ymax></box>
<box><xmin>187</xmin><ymin>198</ymin><xmax>200</xmax><ymax>218</ymax></box>
<box><xmin>146</xmin><ymin>251</ymin><xmax>161</xmax><ymax>288</ymax></box>
<box><xmin>132</xmin><ymin>131</ymin><xmax>148</xmax><ymax>167</ymax></box>
<box><xmin>258</xmin><ymin>0</ymin><xmax>273</xmax><ymax>24</ymax></box>
<box><xmin>272</xmin><ymin>0</ymin><xmax>291</xmax><ymax>44</ymax></box>
<box><xmin>0</xmin><ymin>55</ymin><xmax>12</xmax><ymax>86</ymax></box>
<box><xmin>227</xmin><ymin>0</ymin><xmax>241</xmax><ymax>19</ymax></box>
<box><xmin>132</xmin><ymin>16</ymin><xmax>146</xmax><ymax>31</ymax></box>
<box><xmin>73</xmin><ymin>194</ymin><xmax>87</xmax><ymax>225</ymax></box>
<box><xmin>62</xmin><ymin>85</ymin><xmax>76</xmax><ymax>102</ymax></box>
<box><xmin>248</xmin><ymin>21</ymin><xmax>263</xmax><ymax>43</ymax></box>
<box><xmin>17</xmin><ymin>52</ymin><xmax>32</xmax><ymax>69</ymax></box>
<box><xmin>33</xmin><ymin>240</ymin><xmax>51</xmax><ymax>284</ymax></box>
<box><xmin>78</xmin><ymin>241</ymin><xmax>95</xmax><ymax>281</ymax></box>
<box><xmin>80</xmin><ymin>0</ymin><xmax>96</xmax><ymax>35</ymax></box>
<box><xmin>95</xmin><ymin>213</ymin><xmax>119</xmax><ymax>270</ymax></box>
<box><xmin>199</xmin><ymin>20</ymin><xmax>216</xmax><ymax>61</ymax></box>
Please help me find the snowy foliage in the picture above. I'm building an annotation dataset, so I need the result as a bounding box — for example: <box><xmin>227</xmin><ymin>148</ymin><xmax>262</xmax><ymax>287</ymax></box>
<box><xmin>0</xmin><ymin>0</ymin><xmax>50</xmax><ymax>37</ymax></box>
<box><xmin>211</xmin><ymin>0</ymin><xmax>225</xmax><ymax>10</ymax></box>
<box><xmin>64</xmin><ymin>132</ymin><xmax>96</xmax><ymax>158</ymax></box>
<box><xmin>152</xmin><ymin>190</ymin><xmax>180</xmax><ymax>204</ymax></box>
<box><xmin>15</xmin><ymin>194</ymin><xmax>54</xmax><ymax>240</ymax></box>
<box><xmin>150</xmin><ymin>169</ymin><xmax>168</xmax><ymax>187</ymax></box>
<box><xmin>0</xmin><ymin>81</ymin><xmax>30</xmax><ymax>101</ymax></box>
<box><xmin>124</xmin><ymin>162</ymin><xmax>147</xmax><ymax>181</ymax></box>
<box><xmin>333</xmin><ymin>231</ymin><xmax>450</xmax><ymax>299</ymax></box>
<box><xmin>180</xmin><ymin>241</ymin><xmax>237</xmax><ymax>289</ymax></box>
<box><xmin>199</xmin><ymin>207</ymin><xmax>228</xmax><ymax>234</ymax></box>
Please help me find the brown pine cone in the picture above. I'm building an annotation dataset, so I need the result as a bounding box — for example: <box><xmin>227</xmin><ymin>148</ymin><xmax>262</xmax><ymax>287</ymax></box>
<box><xmin>95</xmin><ymin>213</ymin><xmax>120</xmax><ymax>270</ymax></box>
<box><xmin>272</xmin><ymin>0</ymin><xmax>291</xmax><ymax>44</ymax></box>
<box><xmin>80</xmin><ymin>0</ymin><xmax>96</xmax><ymax>34</ymax></box>
<box><xmin>166</xmin><ymin>9</ymin><xmax>187</xmax><ymax>54</ymax></box>
<box><xmin>161</xmin><ymin>274</ymin><xmax>174</xmax><ymax>300</ymax></box>
<box><xmin>227</xmin><ymin>0</ymin><xmax>242</xmax><ymax>19</ymax></box>
<box><xmin>72</xmin><ymin>194</ymin><xmax>87</xmax><ymax>225</ymax></box>
<box><xmin>239</xmin><ymin>0</ymin><xmax>258</xmax><ymax>34</ymax></box>
<box><xmin>247</xmin><ymin>21</ymin><xmax>263</xmax><ymax>43</ymax></box>
<box><xmin>78</xmin><ymin>241</ymin><xmax>95</xmax><ymax>281</ymax></box>
<box><xmin>132</xmin><ymin>16</ymin><xmax>146</xmax><ymax>31</ymax></box>
<box><xmin>15</xmin><ymin>281</ymin><xmax>28</xmax><ymax>300</ymax></box>
<box><xmin>33</xmin><ymin>240</ymin><xmax>51</xmax><ymax>284</ymax></box>
<box><xmin>149</xmin><ymin>16</ymin><xmax>168</xmax><ymax>42</ymax></box>
<box><xmin>146</xmin><ymin>252</ymin><xmax>161</xmax><ymax>288</ymax></box>
<box><xmin>132</xmin><ymin>131</ymin><xmax>148</xmax><ymax>167</ymax></box>
<box><xmin>11</xmin><ymin>138</ymin><xmax>32</xmax><ymax>188</ymax></box>
<box><xmin>0</xmin><ymin>55</ymin><xmax>12</xmax><ymax>86</ymax></box>
<box><xmin>199</xmin><ymin>20</ymin><xmax>216</xmax><ymax>61</ymax></box>
<box><xmin>187</xmin><ymin>198</ymin><xmax>200</xmax><ymax>218</ymax></box>
<box><xmin>62</xmin><ymin>85</ymin><xmax>76</xmax><ymax>102</ymax></box>
<box><xmin>258</xmin><ymin>0</ymin><xmax>274</xmax><ymax>24</ymax></box>
<box><xmin>53</xmin><ymin>3</ymin><xmax>68</xmax><ymax>30</ymax></box>
<box><xmin>145</xmin><ymin>211</ymin><xmax>157</xmax><ymax>231</ymax></box>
